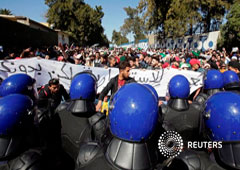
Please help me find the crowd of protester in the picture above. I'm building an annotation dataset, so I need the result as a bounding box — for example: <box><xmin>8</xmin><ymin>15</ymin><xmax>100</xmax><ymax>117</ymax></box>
<box><xmin>0</xmin><ymin>44</ymin><xmax>240</xmax><ymax>76</ymax></box>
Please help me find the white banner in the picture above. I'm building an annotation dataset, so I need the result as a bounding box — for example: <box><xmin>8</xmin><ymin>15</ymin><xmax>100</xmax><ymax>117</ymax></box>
<box><xmin>0</xmin><ymin>58</ymin><xmax>204</xmax><ymax>97</ymax></box>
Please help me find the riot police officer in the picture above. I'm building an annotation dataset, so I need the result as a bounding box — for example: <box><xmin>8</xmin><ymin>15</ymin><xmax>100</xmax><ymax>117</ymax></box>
<box><xmin>204</xmin><ymin>92</ymin><xmax>240</xmax><ymax>169</ymax></box>
<box><xmin>76</xmin><ymin>83</ymin><xmax>161</xmax><ymax>170</ymax></box>
<box><xmin>165</xmin><ymin>92</ymin><xmax>240</xmax><ymax>170</ymax></box>
<box><xmin>195</xmin><ymin>70</ymin><xmax>224</xmax><ymax>106</ymax></box>
<box><xmin>161</xmin><ymin>75</ymin><xmax>202</xmax><ymax>142</ymax></box>
<box><xmin>0</xmin><ymin>94</ymin><xmax>45</xmax><ymax>170</ymax></box>
<box><xmin>0</xmin><ymin>74</ymin><xmax>39</xmax><ymax>145</ymax></box>
<box><xmin>0</xmin><ymin>74</ymin><xmax>74</xmax><ymax>170</ymax></box>
<box><xmin>57</xmin><ymin>72</ymin><xmax>107</xmax><ymax>160</ymax></box>
<box><xmin>223</xmin><ymin>70</ymin><xmax>240</xmax><ymax>94</ymax></box>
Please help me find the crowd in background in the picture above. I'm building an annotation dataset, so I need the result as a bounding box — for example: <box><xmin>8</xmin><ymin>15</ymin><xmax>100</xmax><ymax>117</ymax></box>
<box><xmin>1</xmin><ymin>44</ymin><xmax>240</xmax><ymax>76</ymax></box>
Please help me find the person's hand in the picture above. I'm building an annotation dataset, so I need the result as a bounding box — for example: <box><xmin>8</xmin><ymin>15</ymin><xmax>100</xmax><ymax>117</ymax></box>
<box><xmin>96</xmin><ymin>100</ymin><xmax>102</xmax><ymax>112</ymax></box>
<box><xmin>45</xmin><ymin>55</ymin><xmax>50</xmax><ymax>60</ymax></box>
<box><xmin>24</xmin><ymin>48</ymin><xmax>31</xmax><ymax>52</ymax></box>
<box><xmin>158</xmin><ymin>100</ymin><xmax>163</xmax><ymax>106</ymax></box>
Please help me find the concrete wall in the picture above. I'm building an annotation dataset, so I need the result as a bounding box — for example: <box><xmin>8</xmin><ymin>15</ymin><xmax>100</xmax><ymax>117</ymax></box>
<box><xmin>156</xmin><ymin>31</ymin><xmax>220</xmax><ymax>50</ymax></box>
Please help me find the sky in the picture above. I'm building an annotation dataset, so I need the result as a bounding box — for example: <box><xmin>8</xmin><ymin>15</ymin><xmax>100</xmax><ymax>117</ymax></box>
<box><xmin>0</xmin><ymin>0</ymin><xmax>139</xmax><ymax>41</ymax></box>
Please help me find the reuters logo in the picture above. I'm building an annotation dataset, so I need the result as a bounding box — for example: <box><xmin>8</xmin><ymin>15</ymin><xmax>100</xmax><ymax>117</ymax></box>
<box><xmin>158</xmin><ymin>131</ymin><xmax>183</xmax><ymax>158</ymax></box>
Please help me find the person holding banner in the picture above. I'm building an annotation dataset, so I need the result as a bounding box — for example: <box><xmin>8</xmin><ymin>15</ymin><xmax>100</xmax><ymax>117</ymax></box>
<box><xmin>96</xmin><ymin>61</ymin><xmax>135</xmax><ymax>112</ymax></box>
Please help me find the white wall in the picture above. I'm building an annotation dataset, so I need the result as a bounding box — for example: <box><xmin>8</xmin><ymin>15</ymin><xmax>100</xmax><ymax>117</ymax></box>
<box><xmin>157</xmin><ymin>31</ymin><xmax>220</xmax><ymax>50</ymax></box>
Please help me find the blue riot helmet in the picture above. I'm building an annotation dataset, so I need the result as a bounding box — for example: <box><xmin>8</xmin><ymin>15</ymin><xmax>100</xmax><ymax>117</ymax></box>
<box><xmin>204</xmin><ymin>92</ymin><xmax>240</xmax><ymax>141</ymax></box>
<box><xmin>204</xmin><ymin>92</ymin><xmax>240</xmax><ymax>169</ymax></box>
<box><xmin>223</xmin><ymin>70</ymin><xmax>240</xmax><ymax>91</ymax></box>
<box><xmin>0</xmin><ymin>94</ymin><xmax>33</xmax><ymax>159</ymax></box>
<box><xmin>68</xmin><ymin>72</ymin><xmax>97</xmax><ymax>117</ymax></box>
<box><xmin>143</xmin><ymin>84</ymin><xmax>158</xmax><ymax>101</ymax></box>
<box><xmin>0</xmin><ymin>73</ymin><xmax>37</xmax><ymax>100</ymax></box>
<box><xmin>109</xmin><ymin>83</ymin><xmax>158</xmax><ymax>142</ymax></box>
<box><xmin>70</xmin><ymin>72</ymin><xmax>97</xmax><ymax>101</ymax></box>
<box><xmin>168</xmin><ymin>75</ymin><xmax>190</xmax><ymax>99</ymax></box>
<box><xmin>204</xmin><ymin>70</ymin><xmax>224</xmax><ymax>90</ymax></box>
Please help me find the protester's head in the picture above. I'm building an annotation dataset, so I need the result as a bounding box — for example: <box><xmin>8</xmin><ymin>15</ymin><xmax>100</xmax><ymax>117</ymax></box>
<box><xmin>147</xmin><ymin>56</ymin><xmax>152</xmax><ymax>64</ymax></box>
<box><xmin>231</xmin><ymin>55</ymin><xmax>238</xmax><ymax>61</ymax></box>
<box><xmin>210</xmin><ymin>54</ymin><xmax>217</xmax><ymax>62</ymax></box>
<box><xmin>151</xmin><ymin>57</ymin><xmax>159</xmax><ymax>67</ymax></box>
<box><xmin>219</xmin><ymin>62</ymin><xmax>226</xmax><ymax>72</ymax></box>
<box><xmin>74</xmin><ymin>54</ymin><xmax>83</xmax><ymax>65</ymax></box>
<box><xmin>48</xmin><ymin>78</ymin><xmax>60</xmax><ymax>94</ymax></box>
<box><xmin>108</xmin><ymin>55</ymin><xmax>116</xmax><ymax>67</ymax></box>
<box><xmin>95</xmin><ymin>51</ymin><xmax>100</xmax><ymax>59</ymax></box>
<box><xmin>192</xmin><ymin>63</ymin><xmax>199</xmax><ymax>71</ymax></box>
<box><xmin>180</xmin><ymin>63</ymin><xmax>190</xmax><ymax>70</ymax></box>
<box><xmin>129</xmin><ymin>58</ymin><xmax>135</xmax><ymax>68</ymax></box>
<box><xmin>203</xmin><ymin>63</ymin><xmax>211</xmax><ymax>70</ymax></box>
<box><xmin>190</xmin><ymin>59</ymin><xmax>200</xmax><ymax>71</ymax></box>
<box><xmin>139</xmin><ymin>54</ymin><xmax>144</xmax><ymax>61</ymax></box>
<box><xmin>100</xmin><ymin>54</ymin><xmax>107</xmax><ymax>64</ymax></box>
<box><xmin>135</xmin><ymin>57</ymin><xmax>139</xmax><ymax>66</ymax></box>
<box><xmin>228</xmin><ymin>61</ymin><xmax>240</xmax><ymax>73</ymax></box>
<box><xmin>119</xmin><ymin>61</ymin><xmax>131</xmax><ymax>79</ymax></box>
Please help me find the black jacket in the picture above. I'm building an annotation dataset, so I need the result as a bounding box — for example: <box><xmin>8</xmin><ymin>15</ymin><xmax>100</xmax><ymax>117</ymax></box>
<box><xmin>98</xmin><ymin>75</ymin><xmax>135</xmax><ymax>101</ymax></box>
<box><xmin>38</xmin><ymin>84</ymin><xmax>70</xmax><ymax>110</ymax></box>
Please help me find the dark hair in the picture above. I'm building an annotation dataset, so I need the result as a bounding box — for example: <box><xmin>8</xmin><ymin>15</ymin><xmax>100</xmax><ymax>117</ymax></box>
<box><xmin>48</xmin><ymin>78</ymin><xmax>59</xmax><ymax>86</ymax></box>
<box><xmin>152</xmin><ymin>57</ymin><xmax>158</xmax><ymax>61</ymax></box>
<box><xmin>119</xmin><ymin>61</ymin><xmax>130</xmax><ymax>70</ymax></box>
<box><xmin>229</xmin><ymin>61</ymin><xmax>240</xmax><ymax>71</ymax></box>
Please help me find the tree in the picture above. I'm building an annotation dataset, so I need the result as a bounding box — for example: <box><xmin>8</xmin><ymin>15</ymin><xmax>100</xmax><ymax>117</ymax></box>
<box><xmin>120</xmin><ymin>7</ymin><xmax>146</xmax><ymax>43</ymax></box>
<box><xmin>111</xmin><ymin>30</ymin><xmax>129</xmax><ymax>45</ymax></box>
<box><xmin>138</xmin><ymin>0</ymin><xmax>173</xmax><ymax>38</ymax></box>
<box><xmin>0</xmin><ymin>8</ymin><xmax>13</xmax><ymax>15</ymax></box>
<box><xmin>138</xmin><ymin>0</ymin><xmax>233</xmax><ymax>38</ymax></box>
<box><xmin>45</xmin><ymin>0</ymin><xmax>109</xmax><ymax>46</ymax></box>
<box><xmin>218</xmin><ymin>0</ymin><xmax>240</xmax><ymax>51</ymax></box>
<box><xmin>200</xmin><ymin>0</ymin><xmax>233</xmax><ymax>33</ymax></box>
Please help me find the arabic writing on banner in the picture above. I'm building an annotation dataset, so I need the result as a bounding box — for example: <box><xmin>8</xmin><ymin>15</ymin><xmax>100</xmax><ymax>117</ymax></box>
<box><xmin>0</xmin><ymin>58</ymin><xmax>204</xmax><ymax>97</ymax></box>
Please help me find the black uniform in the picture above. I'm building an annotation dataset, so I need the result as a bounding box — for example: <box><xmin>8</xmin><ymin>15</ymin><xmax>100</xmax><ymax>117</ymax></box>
<box><xmin>0</xmin><ymin>149</ymin><xmax>45</xmax><ymax>170</ymax></box>
<box><xmin>56</xmin><ymin>100</ymin><xmax>108</xmax><ymax>160</ymax></box>
<box><xmin>213</xmin><ymin>142</ymin><xmax>240</xmax><ymax>170</ymax></box>
<box><xmin>162</xmin><ymin>143</ymin><xmax>240</xmax><ymax>170</ymax></box>
<box><xmin>163</xmin><ymin>149</ymin><xmax>224</xmax><ymax>170</ymax></box>
<box><xmin>194</xmin><ymin>89</ymin><xmax>222</xmax><ymax>108</ymax></box>
<box><xmin>76</xmin><ymin>137</ymin><xmax>160</xmax><ymax>170</ymax></box>
<box><xmin>224</xmin><ymin>82</ymin><xmax>240</xmax><ymax>94</ymax></box>
<box><xmin>161</xmin><ymin>98</ymin><xmax>202</xmax><ymax>142</ymax></box>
